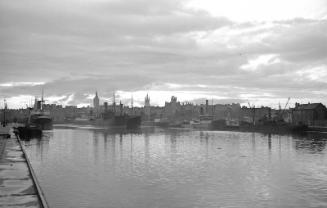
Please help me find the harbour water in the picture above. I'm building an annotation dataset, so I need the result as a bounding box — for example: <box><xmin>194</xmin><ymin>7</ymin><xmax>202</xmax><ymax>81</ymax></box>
<box><xmin>24</xmin><ymin>126</ymin><xmax>327</xmax><ymax>208</ymax></box>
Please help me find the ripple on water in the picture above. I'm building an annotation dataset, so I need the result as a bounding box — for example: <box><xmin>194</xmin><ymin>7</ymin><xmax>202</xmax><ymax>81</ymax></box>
<box><xmin>24</xmin><ymin>128</ymin><xmax>327</xmax><ymax>208</ymax></box>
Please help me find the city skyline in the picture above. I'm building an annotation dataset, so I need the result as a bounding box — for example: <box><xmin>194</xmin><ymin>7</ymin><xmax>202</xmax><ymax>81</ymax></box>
<box><xmin>1</xmin><ymin>0</ymin><xmax>327</xmax><ymax>108</ymax></box>
<box><xmin>0</xmin><ymin>90</ymin><xmax>310</xmax><ymax>111</ymax></box>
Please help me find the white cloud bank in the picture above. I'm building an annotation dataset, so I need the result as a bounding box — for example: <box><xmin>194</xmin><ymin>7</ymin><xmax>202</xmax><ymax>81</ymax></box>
<box><xmin>0</xmin><ymin>0</ymin><xmax>327</xmax><ymax>108</ymax></box>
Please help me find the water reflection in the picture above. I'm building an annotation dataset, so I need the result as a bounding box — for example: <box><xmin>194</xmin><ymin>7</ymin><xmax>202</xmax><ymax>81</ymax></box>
<box><xmin>24</xmin><ymin>127</ymin><xmax>327</xmax><ymax>208</ymax></box>
<box><xmin>170</xmin><ymin>132</ymin><xmax>177</xmax><ymax>157</ymax></box>
<box><xmin>144</xmin><ymin>132</ymin><xmax>149</xmax><ymax>166</ymax></box>
<box><xmin>93</xmin><ymin>131</ymin><xmax>99</xmax><ymax>162</ymax></box>
<box><xmin>251</xmin><ymin>132</ymin><xmax>256</xmax><ymax>155</ymax></box>
<box><xmin>24</xmin><ymin>132</ymin><xmax>50</xmax><ymax>162</ymax></box>
<box><xmin>103</xmin><ymin>131</ymin><xmax>108</xmax><ymax>156</ymax></box>
<box><xmin>111</xmin><ymin>133</ymin><xmax>116</xmax><ymax>172</ymax></box>
<box><xmin>294</xmin><ymin>133</ymin><xmax>327</xmax><ymax>153</ymax></box>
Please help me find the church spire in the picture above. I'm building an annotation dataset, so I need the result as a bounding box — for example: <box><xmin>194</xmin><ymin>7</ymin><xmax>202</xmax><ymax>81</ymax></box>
<box><xmin>93</xmin><ymin>91</ymin><xmax>100</xmax><ymax>109</ymax></box>
<box><xmin>145</xmin><ymin>93</ymin><xmax>150</xmax><ymax>106</ymax></box>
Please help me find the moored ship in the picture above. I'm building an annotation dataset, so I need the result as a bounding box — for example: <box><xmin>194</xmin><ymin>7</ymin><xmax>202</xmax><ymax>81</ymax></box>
<box><xmin>28</xmin><ymin>93</ymin><xmax>53</xmax><ymax>130</ymax></box>
<box><xmin>69</xmin><ymin>92</ymin><xmax>141</xmax><ymax>129</ymax></box>
<box><xmin>89</xmin><ymin>112</ymin><xmax>141</xmax><ymax>129</ymax></box>
<box><xmin>29</xmin><ymin>110</ymin><xmax>53</xmax><ymax>130</ymax></box>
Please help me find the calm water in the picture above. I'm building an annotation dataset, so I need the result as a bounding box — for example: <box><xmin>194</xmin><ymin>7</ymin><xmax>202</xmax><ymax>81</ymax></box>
<box><xmin>24</xmin><ymin>126</ymin><xmax>327</xmax><ymax>208</ymax></box>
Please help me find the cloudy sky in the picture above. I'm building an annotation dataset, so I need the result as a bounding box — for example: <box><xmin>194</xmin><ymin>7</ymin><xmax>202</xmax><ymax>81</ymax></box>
<box><xmin>1</xmin><ymin>0</ymin><xmax>327</xmax><ymax>108</ymax></box>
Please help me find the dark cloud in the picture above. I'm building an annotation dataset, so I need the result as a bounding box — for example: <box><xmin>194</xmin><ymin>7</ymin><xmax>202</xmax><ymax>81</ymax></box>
<box><xmin>0</xmin><ymin>74</ymin><xmax>152</xmax><ymax>97</ymax></box>
<box><xmin>0</xmin><ymin>0</ymin><xmax>327</xmax><ymax>107</ymax></box>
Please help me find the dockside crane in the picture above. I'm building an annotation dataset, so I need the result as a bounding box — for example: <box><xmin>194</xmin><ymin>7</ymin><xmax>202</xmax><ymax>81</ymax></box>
<box><xmin>278</xmin><ymin>97</ymin><xmax>291</xmax><ymax>121</ymax></box>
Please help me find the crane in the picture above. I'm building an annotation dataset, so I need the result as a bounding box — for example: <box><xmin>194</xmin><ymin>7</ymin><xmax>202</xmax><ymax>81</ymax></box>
<box><xmin>279</xmin><ymin>97</ymin><xmax>291</xmax><ymax>119</ymax></box>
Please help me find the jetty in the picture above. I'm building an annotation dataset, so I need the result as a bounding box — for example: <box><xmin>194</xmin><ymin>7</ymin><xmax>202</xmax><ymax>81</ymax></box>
<box><xmin>0</xmin><ymin>133</ymin><xmax>48</xmax><ymax>207</ymax></box>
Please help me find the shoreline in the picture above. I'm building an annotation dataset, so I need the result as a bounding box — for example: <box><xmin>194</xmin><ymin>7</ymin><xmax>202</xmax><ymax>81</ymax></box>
<box><xmin>50</xmin><ymin>122</ymin><xmax>327</xmax><ymax>137</ymax></box>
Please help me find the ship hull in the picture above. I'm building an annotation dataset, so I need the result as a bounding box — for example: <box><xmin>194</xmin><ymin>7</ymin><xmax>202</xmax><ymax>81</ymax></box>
<box><xmin>14</xmin><ymin>126</ymin><xmax>42</xmax><ymax>140</ymax></box>
<box><xmin>69</xmin><ymin>115</ymin><xmax>141</xmax><ymax>129</ymax></box>
<box><xmin>126</xmin><ymin>116</ymin><xmax>141</xmax><ymax>129</ymax></box>
<box><xmin>211</xmin><ymin>119</ymin><xmax>308</xmax><ymax>134</ymax></box>
<box><xmin>30</xmin><ymin>117</ymin><xmax>53</xmax><ymax>130</ymax></box>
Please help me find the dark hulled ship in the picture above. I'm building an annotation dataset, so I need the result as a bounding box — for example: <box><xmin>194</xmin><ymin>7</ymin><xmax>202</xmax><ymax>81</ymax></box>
<box><xmin>28</xmin><ymin>97</ymin><xmax>53</xmax><ymax>130</ymax></box>
<box><xmin>93</xmin><ymin>101</ymin><xmax>141</xmax><ymax>129</ymax></box>
<box><xmin>71</xmin><ymin>92</ymin><xmax>141</xmax><ymax>129</ymax></box>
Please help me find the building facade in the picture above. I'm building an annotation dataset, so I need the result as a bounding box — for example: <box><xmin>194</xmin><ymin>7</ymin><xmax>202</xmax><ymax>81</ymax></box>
<box><xmin>292</xmin><ymin>103</ymin><xmax>327</xmax><ymax>126</ymax></box>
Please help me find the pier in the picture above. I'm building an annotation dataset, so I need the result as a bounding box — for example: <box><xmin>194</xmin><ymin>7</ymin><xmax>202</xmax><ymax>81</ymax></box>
<box><xmin>0</xmin><ymin>134</ymin><xmax>48</xmax><ymax>208</ymax></box>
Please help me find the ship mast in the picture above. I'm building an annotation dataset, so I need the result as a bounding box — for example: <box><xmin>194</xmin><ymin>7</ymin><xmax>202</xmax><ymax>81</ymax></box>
<box><xmin>41</xmin><ymin>87</ymin><xmax>44</xmax><ymax>111</ymax></box>
<box><xmin>2</xmin><ymin>99</ymin><xmax>7</xmax><ymax>127</ymax></box>
<box><xmin>211</xmin><ymin>98</ymin><xmax>214</xmax><ymax>118</ymax></box>
<box><xmin>113</xmin><ymin>91</ymin><xmax>116</xmax><ymax>114</ymax></box>
<box><xmin>131</xmin><ymin>94</ymin><xmax>134</xmax><ymax>115</ymax></box>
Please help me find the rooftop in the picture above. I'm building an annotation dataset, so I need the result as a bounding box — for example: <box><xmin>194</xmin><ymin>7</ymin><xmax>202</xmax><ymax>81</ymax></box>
<box><xmin>295</xmin><ymin>103</ymin><xmax>325</xmax><ymax>110</ymax></box>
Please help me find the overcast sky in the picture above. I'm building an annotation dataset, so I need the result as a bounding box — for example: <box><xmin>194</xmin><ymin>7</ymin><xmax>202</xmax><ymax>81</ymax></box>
<box><xmin>1</xmin><ymin>0</ymin><xmax>327</xmax><ymax>108</ymax></box>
